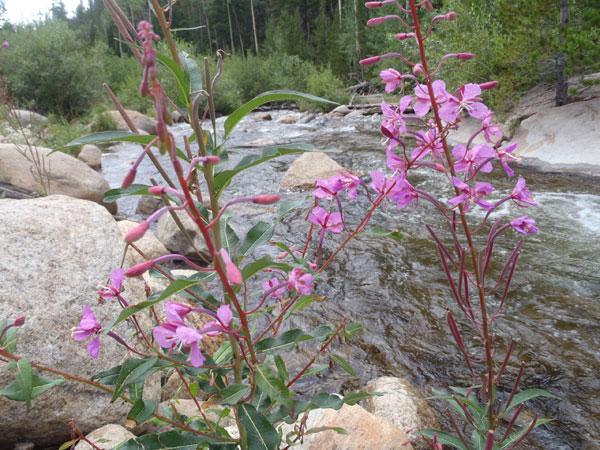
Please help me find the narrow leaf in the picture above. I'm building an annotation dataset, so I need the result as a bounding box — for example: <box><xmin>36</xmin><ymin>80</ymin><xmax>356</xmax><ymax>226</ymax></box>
<box><xmin>104</xmin><ymin>184</ymin><xmax>152</xmax><ymax>203</ymax></box>
<box><xmin>503</xmin><ymin>389</ymin><xmax>557</xmax><ymax>416</ymax></box>
<box><xmin>0</xmin><ymin>374</ymin><xmax>64</xmax><ymax>402</ymax></box>
<box><xmin>330</xmin><ymin>355</ymin><xmax>357</xmax><ymax>377</ymax></box>
<box><xmin>359</xmin><ymin>226</ymin><xmax>403</xmax><ymax>241</ymax></box>
<box><xmin>16</xmin><ymin>358</ymin><xmax>33</xmax><ymax>410</ymax></box>
<box><xmin>111</xmin><ymin>358</ymin><xmax>158</xmax><ymax>402</ymax></box>
<box><xmin>219</xmin><ymin>384</ymin><xmax>250</xmax><ymax>405</ymax></box>
<box><xmin>238</xmin><ymin>222</ymin><xmax>275</xmax><ymax>258</ymax></box>
<box><xmin>57</xmin><ymin>131</ymin><xmax>155</xmax><ymax>150</ymax></box>
<box><xmin>254</xmin><ymin>364</ymin><xmax>293</xmax><ymax>410</ymax></box>
<box><xmin>413</xmin><ymin>429</ymin><xmax>469</xmax><ymax>450</ymax></box>
<box><xmin>274</xmin><ymin>355</ymin><xmax>289</xmax><ymax>382</ymax></box>
<box><xmin>126</xmin><ymin>399</ymin><xmax>157</xmax><ymax>427</ymax></box>
<box><xmin>238</xmin><ymin>403</ymin><xmax>281</xmax><ymax>450</ymax></box>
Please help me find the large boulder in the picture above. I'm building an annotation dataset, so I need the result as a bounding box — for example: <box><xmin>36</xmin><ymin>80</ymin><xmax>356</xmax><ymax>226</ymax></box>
<box><xmin>447</xmin><ymin>116</ymin><xmax>503</xmax><ymax>147</ymax></box>
<box><xmin>280</xmin><ymin>152</ymin><xmax>344</xmax><ymax>190</ymax></box>
<box><xmin>77</xmin><ymin>144</ymin><xmax>102</xmax><ymax>170</ymax></box>
<box><xmin>511</xmin><ymin>98</ymin><xmax>600</xmax><ymax>176</ymax></box>
<box><xmin>0</xmin><ymin>196</ymin><xmax>159</xmax><ymax>448</ymax></box>
<box><xmin>157</xmin><ymin>210</ymin><xmax>211</xmax><ymax>262</ymax></box>
<box><xmin>89</xmin><ymin>110</ymin><xmax>157</xmax><ymax>135</ymax></box>
<box><xmin>12</xmin><ymin>110</ymin><xmax>48</xmax><ymax>127</ymax></box>
<box><xmin>362</xmin><ymin>377</ymin><xmax>439</xmax><ymax>450</ymax></box>
<box><xmin>0</xmin><ymin>144</ymin><xmax>116</xmax><ymax>214</ymax></box>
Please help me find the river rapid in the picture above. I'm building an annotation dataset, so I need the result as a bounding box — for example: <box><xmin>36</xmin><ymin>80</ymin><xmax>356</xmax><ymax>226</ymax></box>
<box><xmin>101</xmin><ymin>110</ymin><xmax>600</xmax><ymax>449</ymax></box>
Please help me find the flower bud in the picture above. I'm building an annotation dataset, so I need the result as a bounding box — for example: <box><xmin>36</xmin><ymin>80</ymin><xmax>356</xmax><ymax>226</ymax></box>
<box><xmin>360</xmin><ymin>56</ymin><xmax>381</xmax><ymax>66</ymax></box>
<box><xmin>253</xmin><ymin>194</ymin><xmax>280</xmax><ymax>205</ymax></box>
<box><xmin>226</xmin><ymin>263</ymin><xmax>243</xmax><ymax>285</ymax></box>
<box><xmin>433</xmin><ymin>164</ymin><xmax>446</xmax><ymax>172</ymax></box>
<box><xmin>204</xmin><ymin>156</ymin><xmax>221</xmax><ymax>165</ymax></box>
<box><xmin>121</xmin><ymin>168</ymin><xmax>137</xmax><ymax>189</ymax></box>
<box><xmin>365</xmin><ymin>1</ymin><xmax>382</xmax><ymax>8</ymax></box>
<box><xmin>148</xmin><ymin>186</ymin><xmax>166</xmax><ymax>196</ymax></box>
<box><xmin>479</xmin><ymin>81</ymin><xmax>499</xmax><ymax>91</ymax></box>
<box><xmin>445</xmin><ymin>12</ymin><xmax>457</xmax><ymax>21</ymax></box>
<box><xmin>13</xmin><ymin>316</ymin><xmax>25</xmax><ymax>327</ymax></box>
<box><xmin>413</xmin><ymin>64</ymin><xmax>424</xmax><ymax>76</ymax></box>
<box><xmin>396</xmin><ymin>33</ymin><xmax>410</xmax><ymax>40</ymax></box>
<box><xmin>457</xmin><ymin>53</ymin><xmax>474</xmax><ymax>60</ymax></box>
<box><xmin>125</xmin><ymin>260</ymin><xmax>155</xmax><ymax>277</ymax></box>
<box><xmin>1</xmin><ymin>42</ymin><xmax>9</xmax><ymax>48</ymax></box>
<box><xmin>424</xmin><ymin>1</ymin><xmax>434</xmax><ymax>12</ymax></box>
<box><xmin>124</xmin><ymin>221</ymin><xmax>149</xmax><ymax>243</ymax></box>
<box><xmin>367</xmin><ymin>17</ymin><xmax>385</xmax><ymax>27</ymax></box>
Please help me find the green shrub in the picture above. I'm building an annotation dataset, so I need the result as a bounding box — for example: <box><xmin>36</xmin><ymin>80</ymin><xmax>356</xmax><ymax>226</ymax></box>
<box><xmin>298</xmin><ymin>64</ymin><xmax>348</xmax><ymax>112</ymax></box>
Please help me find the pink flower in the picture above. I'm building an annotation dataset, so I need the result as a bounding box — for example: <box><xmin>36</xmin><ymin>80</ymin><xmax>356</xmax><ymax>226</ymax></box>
<box><xmin>389</xmin><ymin>178</ymin><xmax>418</xmax><ymax>210</ymax></box>
<box><xmin>202</xmin><ymin>305</ymin><xmax>233</xmax><ymax>337</ymax></box>
<box><xmin>262</xmin><ymin>277</ymin><xmax>286</xmax><ymax>299</ymax></box>
<box><xmin>511</xmin><ymin>177</ymin><xmax>537</xmax><ymax>207</ymax></box>
<box><xmin>452</xmin><ymin>144</ymin><xmax>496</xmax><ymax>176</ymax></box>
<box><xmin>439</xmin><ymin>83</ymin><xmax>489</xmax><ymax>122</ymax></box>
<box><xmin>336</xmin><ymin>171</ymin><xmax>362</xmax><ymax>200</ymax></box>
<box><xmin>413</xmin><ymin>80</ymin><xmax>449</xmax><ymax>117</ymax></box>
<box><xmin>313</xmin><ymin>176</ymin><xmax>345</xmax><ymax>200</ymax></box>
<box><xmin>511</xmin><ymin>216</ymin><xmax>539</xmax><ymax>234</ymax></box>
<box><xmin>287</xmin><ymin>269</ymin><xmax>314</xmax><ymax>296</ymax></box>
<box><xmin>381</xmin><ymin>96</ymin><xmax>413</xmax><ymax>150</ymax></box>
<box><xmin>482</xmin><ymin>114</ymin><xmax>502</xmax><ymax>144</ymax></box>
<box><xmin>308</xmin><ymin>206</ymin><xmax>343</xmax><ymax>233</ymax></box>
<box><xmin>97</xmin><ymin>269</ymin><xmax>125</xmax><ymax>300</ymax></box>
<box><xmin>386</xmin><ymin>148</ymin><xmax>407</xmax><ymax>173</ymax></box>
<box><xmin>72</xmin><ymin>305</ymin><xmax>102</xmax><ymax>358</ymax></box>
<box><xmin>380</xmin><ymin>68</ymin><xmax>402</xmax><ymax>93</ymax></box>
<box><xmin>496</xmin><ymin>142</ymin><xmax>520</xmax><ymax>177</ymax></box>
<box><xmin>447</xmin><ymin>177</ymin><xmax>494</xmax><ymax>212</ymax></box>
<box><xmin>411</xmin><ymin>129</ymin><xmax>444</xmax><ymax>162</ymax></box>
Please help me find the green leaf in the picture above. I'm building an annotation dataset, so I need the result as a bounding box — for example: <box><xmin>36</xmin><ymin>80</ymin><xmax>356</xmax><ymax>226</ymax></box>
<box><xmin>241</xmin><ymin>255</ymin><xmax>290</xmax><ymax>282</ymax></box>
<box><xmin>305</xmin><ymin>426</ymin><xmax>347</xmax><ymax>435</ymax></box>
<box><xmin>238</xmin><ymin>403</ymin><xmax>281</xmax><ymax>450</ymax></box>
<box><xmin>127</xmin><ymin>399</ymin><xmax>157</xmax><ymax>427</ymax></box>
<box><xmin>471</xmin><ymin>429</ymin><xmax>485</xmax><ymax>450</ymax></box>
<box><xmin>273</xmin><ymin>355</ymin><xmax>289</xmax><ymax>382</ymax></box>
<box><xmin>104</xmin><ymin>184</ymin><xmax>152</xmax><ymax>203</ymax></box>
<box><xmin>225</xmin><ymin>90</ymin><xmax>337</xmax><ymax>139</ymax></box>
<box><xmin>499</xmin><ymin>418</ymin><xmax>554</xmax><ymax>449</ymax></box>
<box><xmin>111</xmin><ymin>358</ymin><xmax>159</xmax><ymax>402</ymax></box>
<box><xmin>56</xmin><ymin>131</ymin><xmax>156</xmax><ymax>151</ymax></box>
<box><xmin>129</xmin><ymin>382</ymin><xmax>144</xmax><ymax>402</ymax></box>
<box><xmin>15</xmin><ymin>358</ymin><xmax>33</xmax><ymax>410</ymax></box>
<box><xmin>503</xmin><ymin>389</ymin><xmax>558</xmax><ymax>416</ymax></box>
<box><xmin>278</xmin><ymin>198</ymin><xmax>306</xmax><ymax>220</ymax></box>
<box><xmin>219</xmin><ymin>384</ymin><xmax>250</xmax><ymax>405</ymax></box>
<box><xmin>330</xmin><ymin>355</ymin><xmax>356</xmax><ymax>377</ymax></box>
<box><xmin>0</xmin><ymin>374</ymin><xmax>64</xmax><ymax>403</ymax></box>
<box><xmin>114</xmin><ymin>431</ymin><xmax>236</xmax><ymax>450</ymax></box>
<box><xmin>289</xmin><ymin>295</ymin><xmax>318</xmax><ymax>314</ymax></box>
<box><xmin>58</xmin><ymin>440</ymin><xmax>77</xmax><ymax>450</ymax></box>
<box><xmin>254</xmin><ymin>326</ymin><xmax>334</xmax><ymax>353</ymax></box>
<box><xmin>220</xmin><ymin>214</ymin><xmax>240</xmax><ymax>258</ymax></box>
<box><xmin>213</xmin><ymin>144</ymin><xmax>318</xmax><ymax>194</ymax></box>
<box><xmin>157</xmin><ymin>52</ymin><xmax>189</xmax><ymax>109</ymax></box>
<box><xmin>238</xmin><ymin>222</ymin><xmax>275</xmax><ymax>258</ymax></box>
<box><xmin>254</xmin><ymin>364</ymin><xmax>293</xmax><ymax>410</ymax></box>
<box><xmin>0</xmin><ymin>318</ymin><xmax>17</xmax><ymax>353</ymax></box>
<box><xmin>412</xmin><ymin>429</ymin><xmax>469</xmax><ymax>450</ymax></box>
<box><xmin>180</xmin><ymin>51</ymin><xmax>202</xmax><ymax>94</ymax></box>
<box><xmin>342</xmin><ymin>391</ymin><xmax>380</xmax><ymax>405</ymax></box>
<box><xmin>359</xmin><ymin>226</ymin><xmax>403</xmax><ymax>241</ymax></box>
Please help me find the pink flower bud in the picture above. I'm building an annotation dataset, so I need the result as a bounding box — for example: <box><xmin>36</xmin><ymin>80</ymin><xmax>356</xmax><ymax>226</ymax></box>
<box><xmin>226</xmin><ymin>263</ymin><xmax>243</xmax><ymax>285</ymax></box>
<box><xmin>13</xmin><ymin>316</ymin><xmax>25</xmax><ymax>326</ymax></box>
<box><xmin>360</xmin><ymin>56</ymin><xmax>381</xmax><ymax>66</ymax></box>
<box><xmin>204</xmin><ymin>156</ymin><xmax>221</xmax><ymax>165</ymax></box>
<box><xmin>367</xmin><ymin>17</ymin><xmax>385</xmax><ymax>27</ymax></box>
<box><xmin>457</xmin><ymin>53</ymin><xmax>474</xmax><ymax>60</ymax></box>
<box><xmin>445</xmin><ymin>12</ymin><xmax>457</xmax><ymax>20</ymax></box>
<box><xmin>253</xmin><ymin>194</ymin><xmax>280</xmax><ymax>205</ymax></box>
<box><xmin>396</xmin><ymin>33</ymin><xmax>410</xmax><ymax>40</ymax></box>
<box><xmin>148</xmin><ymin>186</ymin><xmax>166</xmax><ymax>196</ymax></box>
<box><xmin>413</xmin><ymin>64</ymin><xmax>424</xmax><ymax>76</ymax></box>
<box><xmin>365</xmin><ymin>1</ymin><xmax>382</xmax><ymax>8</ymax></box>
<box><xmin>479</xmin><ymin>81</ymin><xmax>499</xmax><ymax>91</ymax></box>
<box><xmin>125</xmin><ymin>260</ymin><xmax>155</xmax><ymax>277</ymax></box>
<box><xmin>121</xmin><ymin>168</ymin><xmax>137</xmax><ymax>189</ymax></box>
<box><xmin>424</xmin><ymin>1</ymin><xmax>434</xmax><ymax>12</ymax></box>
<box><xmin>124</xmin><ymin>221</ymin><xmax>149</xmax><ymax>243</ymax></box>
<box><xmin>433</xmin><ymin>164</ymin><xmax>446</xmax><ymax>172</ymax></box>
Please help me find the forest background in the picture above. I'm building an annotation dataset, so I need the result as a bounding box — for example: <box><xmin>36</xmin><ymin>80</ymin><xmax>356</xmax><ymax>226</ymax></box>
<box><xmin>0</xmin><ymin>0</ymin><xmax>598</xmax><ymax>148</ymax></box>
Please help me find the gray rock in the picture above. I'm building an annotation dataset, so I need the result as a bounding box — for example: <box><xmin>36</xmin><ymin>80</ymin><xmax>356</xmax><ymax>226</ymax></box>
<box><xmin>297</xmin><ymin>113</ymin><xmax>316</xmax><ymax>124</ymax></box>
<box><xmin>12</xmin><ymin>110</ymin><xmax>48</xmax><ymax>127</ymax></box>
<box><xmin>136</xmin><ymin>195</ymin><xmax>163</xmax><ymax>215</ymax></box>
<box><xmin>0</xmin><ymin>144</ymin><xmax>116</xmax><ymax>214</ymax></box>
<box><xmin>276</xmin><ymin>114</ymin><xmax>299</xmax><ymax>124</ymax></box>
<box><xmin>280</xmin><ymin>152</ymin><xmax>344</xmax><ymax>190</ymax></box>
<box><xmin>117</xmin><ymin>220</ymin><xmax>168</xmax><ymax>265</ymax></box>
<box><xmin>248</xmin><ymin>138</ymin><xmax>277</xmax><ymax>147</ymax></box>
<box><xmin>447</xmin><ymin>115</ymin><xmax>502</xmax><ymax>147</ymax></box>
<box><xmin>157</xmin><ymin>210</ymin><xmax>211</xmax><ymax>261</ymax></box>
<box><xmin>254</xmin><ymin>112</ymin><xmax>272</xmax><ymax>121</ymax></box>
<box><xmin>330</xmin><ymin>105</ymin><xmax>352</xmax><ymax>116</ymax></box>
<box><xmin>12</xmin><ymin>443</ymin><xmax>34</xmax><ymax>450</ymax></box>
<box><xmin>363</xmin><ymin>377</ymin><xmax>438</xmax><ymax>449</ymax></box>
<box><xmin>0</xmin><ymin>196</ymin><xmax>159</xmax><ymax>448</ymax></box>
<box><xmin>74</xmin><ymin>424</ymin><xmax>136</xmax><ymax>450</ymax></box>
<box><xmin>77</xmin><ymin>144</ymin><xmax>102</xmax><ymax>170</ymax></box>
<box><xmin>511</xmin><ymin>98</ymin><xmax>600</xmax><ymax>176</ymax></box>
<box><xmin>89</xmin><ymin>110</ymin><xmax>157</xmax><ymax>135</ymax></box>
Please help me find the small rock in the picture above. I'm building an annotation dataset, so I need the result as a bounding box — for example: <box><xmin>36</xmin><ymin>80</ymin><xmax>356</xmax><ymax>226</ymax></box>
<box><xmin>156</xmin><ymin>210</ymin><xmax>211</xmax><ymax>261</ymax></box>
<box><xmin>117</xmin><ymin>220</ymin><xmax>168</xmax><ymax>265</ymax></box>
<box><xmin>254</xmin><ymin>112</ymin><xmax>272</xmax><ymax>121</ymax></box>
<box><xmin>74</xmin><ymin>424</ymin><xmax>136</xmax><ymax>450</ymax></box>
<box><xmin>136</xmin><ymin>195</ymin><xmax>163</xmax><ymax>215</ymax></box>
<box><xmin>89</xmin><ymin>110</ymin><xmax>158</xmax><ymax>135</ymax></box>
<box><xmin>346</xmin><ymin>109</ymin><xmax>366</xmax><ymax>117</ymax></box>
<box><xmin>297</xmin><ymin>113</ymin><xmax>316</xmax><ymax>124</ymax></box>
<box><xmin>276</xmin><ymin>114</ymin><xmax>299</xmax><ymax>124</ymax></box>
<box><xmin>280</xmin><ymin>152</ymin><xmax>344</xmax><ymax>190</ymax></box>
<box><xmin>77</xmin><ymin>144</ymin><xmax>102</xmax><ymax>170</ymax></box>
<box><xmin>249</xmin><ymin>138</ymin><xmax>277</xmax><ymax>147</ymax></box>
<box><xmin>13</xmin><ymin>443</ymin><xmax>34</xmax><ymax>450</ymax></box>
<box><xmin>171</xmin><ymin>110</ymin><xmax>185</xmax><ymax>123</ymax></box>
<box><xmin>330</xmin><ymin>105</ymin><xmax>352</xmax><ymax>116</ymax></box>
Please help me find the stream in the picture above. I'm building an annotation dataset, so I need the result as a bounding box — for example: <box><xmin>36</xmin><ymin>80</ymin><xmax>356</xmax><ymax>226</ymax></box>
<box><xmin>101</xmin><ymin>110</ymin><xmax>600</xmax><ymax>449</ymax></box>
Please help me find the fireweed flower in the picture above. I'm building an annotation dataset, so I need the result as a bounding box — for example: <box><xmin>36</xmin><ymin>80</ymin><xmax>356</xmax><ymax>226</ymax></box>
<box><xmin>439</xmin><ymin>83</ymin><xmax>490</xmax><ymax>122</ymax></box>
<box><xmin>72</xmin><ymin>305</ymin><xmax>102</xmax><ymax>358</ymax></box>
<box><xmin>97</xmin><ymin>268</ymin><xmax>125</xmax><ymax>300</ymax></box>
<box><xmin>496</xmin><ymin>142</ymin><xmax>520</xmax><ymax>177</ymax></box>
<box><xmin>413</xmin><ymin>80</ymin><xmax>449</xmax><ymax>117</ymax></box>
<box><xmin>411</xmin><ymin>129</ymin><xmax>444</xmax><ymax>162</ymax></box>
<box><xmin>370</xmin><ymin>170</ymin><xmax>401</xmax><ymax>201</ymax></box>
<box><xmin>447</xmin><ymin>177</ymin><xmax>494</xmax><ymax>212</ymax></box>
<box><xmin>287</xmin><ymin>268</ymin><xmax>314</xmax><ymax>296</ymax></box>
<box><xmin>381</xmin><ymin>96</ymin><xmax>413</xmax><ymax>149</ymax></box>
<box><xmin>262</xmin><ymin>277</ymin><xmax>286</xmax><ymax>299</ymax></box>
<box><xmin>452</xmin><ymin>144</ymin><xmax>496</xmax><ymax>176</ymax></box>
<box><xmin>389</xmin><ymin>178</ymin><xmax>418</xmax><ymax>210</ymax></box>
<box><xmin>308</xmin><ymin>206</ymin><xmax>344</xmax><ymax>233</ymax></box>
<box><xmin>153</xmin><ymin>302</ymin><xmax>205</xmax><ymax>367</ymax></box>
<box><xmin>386</xmin><ymin>148</ymin><xmax>407</xmax><ymax>173</ymax></box>
<box><xmin>380</xmin><ymin>68</ymin><xmax>402</xmax><ymax>93</ymax></box>
<box><xmin>511</xmin><ymin>177</ymin><xmax>537</xmax><ymax>207</ymax></box>
<box><xmin>482</xmin><ymin>113</ymin><xmax>502</xmax><ymax>144</ymax></box>
<box><xmin>336</xmin><ymin>171</ymin><xmax>362</xmax><ymax>200</ymax></box>
<box><xmin>511</xmin><ymin>215</ymin><xmax>539</xmax><ymax>234</ymax></box>
<box><xmin>313</xmin><ymin>176</ymin><xmax>345</xmax><ymax>200</ymax></box>
<box><xmin>202</xmin><ymin>305</ymin><xmax>233</xmax><ymax>337</ymax></box>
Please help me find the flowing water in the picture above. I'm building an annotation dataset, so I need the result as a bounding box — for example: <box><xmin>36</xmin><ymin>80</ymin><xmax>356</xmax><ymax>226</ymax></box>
<box><xmin>101</xmin><ymin>110</ymin><xmax>600</xmax><ymax>449</ymax></box>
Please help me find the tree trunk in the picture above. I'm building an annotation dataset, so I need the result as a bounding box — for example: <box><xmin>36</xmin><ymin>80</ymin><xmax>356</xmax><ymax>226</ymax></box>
<box><xmin>226</xmin><ymin>0</ymin><xmax>236</xmax><ymax>54</ymax></box>
<box><xmin>249</xmin><ymin>0</ymin><xmax>259</xmax><ymax>54</ymax></box>
<box><xmin>353</xmin><ymin>0</ymin><xmax>363</xmax><ymax>78</ymax></box>
<box><xmin>338</xmin><ymin>0</ymin><xmax>342</xmax><ymax>25</ymax></box>
<box><xmin>556</xmin><ymin>0</ymin><xmax>569</xmax><ymax>106</ymax></box>
<box><xmin>200</xmin><ymin>0</ymin><xmax>213</xmax><ymax>54</ymax></box>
